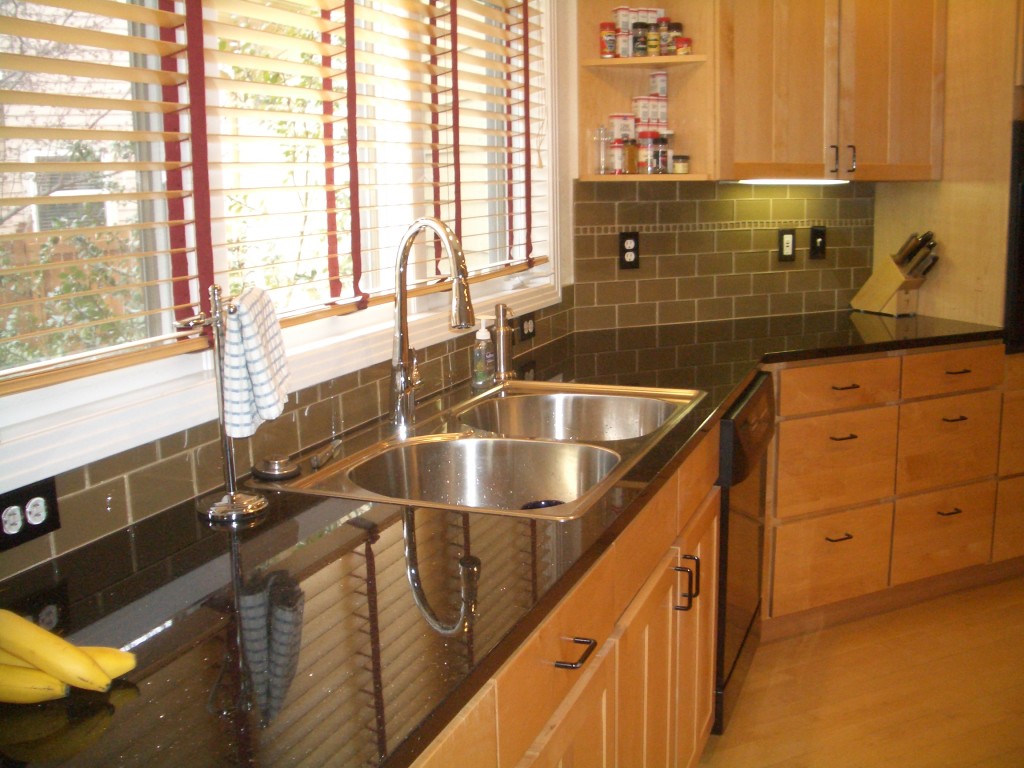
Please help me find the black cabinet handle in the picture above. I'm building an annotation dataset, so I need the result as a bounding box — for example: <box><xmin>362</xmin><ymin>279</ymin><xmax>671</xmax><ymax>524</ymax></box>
<box><xmin>825</xmin><ymin>532</ymin><xmax>854</xmax><ymax>543</ymax></box>
<box><xmin>945</xmin><ymin>368</ymin><xmax>972</xmax><ymax>375</ymax></box>
<box><xmin>937</xmin><ymin>507</ymin><xmax>964</xmax><ymax>517</ymax></box>
<box><xmin>846</xmin><ymin>144</ymin><xmax>857</xmax><ymax>173</ymax></box>
<box><xmin>673</xmin><ymin>555</ymin><xmax>701</xmax><ymax>612</ymax></box>
<box><xmin>554</xmin><ymin>636</ymin><xmax>597</xmax><ymax>669</ymax></box>
<box><xmin>829</xmin><ymin>144</ymin><xmax>840</xmax><ymax>173</ymax></box>
<box><xmin>831</xmin><ymin>383</ymin><xmax>861</xmax><ymax>391</ymax></box>
<box><xmin>942</xmin><ymin>415</ymin><xmax>968</xmax><ymax>423</ymax></box>
<box><xmin>829</xmin><ymin>433</ymin><xmax>859</xmax><ymax>441</ymax></box>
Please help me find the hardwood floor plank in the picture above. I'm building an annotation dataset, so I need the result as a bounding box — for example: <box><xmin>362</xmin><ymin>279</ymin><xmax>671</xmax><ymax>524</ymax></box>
<box><xmin>700</xmin><ymin>576</ymin><xmax>1024</xmax><ymax>768</ymax></box>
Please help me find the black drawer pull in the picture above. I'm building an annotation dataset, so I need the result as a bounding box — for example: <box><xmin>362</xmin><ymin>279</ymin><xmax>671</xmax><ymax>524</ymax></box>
<box><xmin>831</xmin><ymin>383</ymin><xmax>861</xmax><ymax>391</ymax></box>
<box><xmin>937</xmin><ymin>507</ymin><xmax>964</xmax><ymax>517</ymax></box>
<box><xmin>671</xmin><ymin>561</ymin><xmax>696</xmax><ymax>610</ymax></box>
<box><xmin>942</xmin><ymin>415</ymin><xmax>968</xmax><ymax>423</ymax></box>
<box><xmin>945</xmin><ymin>368</ymin><xmax>972</xmax><ymax>375</ymax></box>
<box><xmin>554</xmin><ymin>636</ymin><xmax>597</xmax><ymax>669</ymax></box>
<box><xmin>825</xmin><ymin>532</ymin><xmax>854</xmax><ymax>543</ymax></box>
<box><xmin>829</xmin><ymin>433</ymin><xmax>859</xmax><ymax>441</ymax></box>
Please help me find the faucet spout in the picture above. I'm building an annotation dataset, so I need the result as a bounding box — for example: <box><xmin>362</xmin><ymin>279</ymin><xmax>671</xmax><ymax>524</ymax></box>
<box><xmin>392</xmin><ymin>218</ymin><xmax>475</xmax><ymax>438</ymax></box>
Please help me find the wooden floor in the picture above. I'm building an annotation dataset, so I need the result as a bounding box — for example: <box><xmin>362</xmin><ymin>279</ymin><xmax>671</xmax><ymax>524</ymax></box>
<box><xmin>699</xmin><ymin>575</ymin><xmax>1024</xmax><ymax>768</ymax></box>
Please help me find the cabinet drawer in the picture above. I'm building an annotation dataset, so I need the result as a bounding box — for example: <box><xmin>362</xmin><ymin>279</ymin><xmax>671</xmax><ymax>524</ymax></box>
<box><xmin>901</xmin><ymin>344</ymin><xmax>1004</xmax><ymax>399</ymax></box>
<box><xmin>999</xmin><ymin>390</ymin><xmax>1024</xmax><ymax>477</ymax></box>
<box><xmin>771</xmin><ymin>503</ymin><xmax>893</xmax><ymax>616</ymax></box>
<box><xmin>779</xmin><ymin>356</ymin><xmax>900</xmax><ymax>416</ymax></box>
<box><xmin>896</xmin><ymin>390</ymin><xmax>1001</xmax><ymax>495</ymax></box>
<box><xmin>776</xmin><ymin>405</ymin><xmax>897</xmax><ymax>519</ymax></box>
<box><xmin>891</xmin><ymin>480</ymin><xmax>996</xmax><ymax>585</ymax></box>
<box><xmin>496</xmin><ymin>551</ymin><xmax>616</xmax><ymax>768</ymax></box>
<box><xmin>994</xmin><ymin>476</ymin><xmax>1024</xmax><ymax>562</ymax></box>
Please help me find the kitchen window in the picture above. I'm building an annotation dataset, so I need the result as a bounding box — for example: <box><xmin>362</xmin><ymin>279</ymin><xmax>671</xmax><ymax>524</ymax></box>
<box><xmin>0</xmin><ymin>0</ymin><xmax>561</xmax><ymax>492</ymax></box>
<box><xmin>0</xmin><ymin>0</ymin><xmax>553</xmax><ymax>392</ymax></box>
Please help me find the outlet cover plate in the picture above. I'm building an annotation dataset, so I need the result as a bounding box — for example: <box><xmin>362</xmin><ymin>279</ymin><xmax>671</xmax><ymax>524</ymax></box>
<box><xmin>1</xmin><ymin>477</ymin><xmax>60</xmax><ymax>551</ymax></box>
<box><xmin>619</xmin><ymin>231</ymin><xmax>640</xmax><ymax>269</ymax></box>
<box><xmin>778</xmin><ymin>228</ymin><xmax>796</xmax><ymax>262</ymax></box>
<box><xmin>518</xmin><ymin>312</ymin><xmax>536</xmax><ymax>341</ymax></box>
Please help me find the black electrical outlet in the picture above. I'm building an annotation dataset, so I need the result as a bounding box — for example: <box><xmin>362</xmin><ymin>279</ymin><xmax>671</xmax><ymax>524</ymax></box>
<box><xmin>778</xmin><ymin>228</ymin><xmax>796</xmax><ymax>262</ymax></box>
<box><xmin>518</xmin><ymin>312</ymin><xmax>536</xmax><ymax>341</ymax></box>
<box><xmin>1</xmin><ymin>476</ymin><xmax>60</xmax><ymax>551</ymax></box>
<box><xmin>619</xmin><ymin>231</ymin><xmax>640</xmax><ymax>269</ymax></box>
<box><xmin>810</xmin><ymin>226</ymin><xmax>827</xmax><ymax>259</ymax></box>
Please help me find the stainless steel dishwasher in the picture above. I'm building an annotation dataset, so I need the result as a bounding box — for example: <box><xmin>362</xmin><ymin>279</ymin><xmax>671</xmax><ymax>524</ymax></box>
<box><xmin>714</xmin><ymin>371</ymin><xmax>775</xmax><ymax>734</ymax></box>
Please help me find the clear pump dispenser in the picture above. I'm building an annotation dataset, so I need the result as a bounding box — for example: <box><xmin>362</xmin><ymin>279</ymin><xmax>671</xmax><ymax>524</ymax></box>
<box><xmin>471</xmin><ymin>318</ymin><xmax>495</xmax><ymax>390</ymax></box>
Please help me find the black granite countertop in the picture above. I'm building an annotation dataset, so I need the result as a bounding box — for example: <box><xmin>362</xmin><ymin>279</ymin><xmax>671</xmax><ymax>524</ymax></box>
<box><xmin>0</xmin><ymin>311</ymin><xmax>1002</xmax><ymax>767</ymax></box>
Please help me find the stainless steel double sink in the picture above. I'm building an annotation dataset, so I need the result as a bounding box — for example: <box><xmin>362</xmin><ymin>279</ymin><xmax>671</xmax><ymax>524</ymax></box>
<box><xmin>254</xmin><ymin>381</ymin><xmax>705</xmax><ymax>520</ymax></box>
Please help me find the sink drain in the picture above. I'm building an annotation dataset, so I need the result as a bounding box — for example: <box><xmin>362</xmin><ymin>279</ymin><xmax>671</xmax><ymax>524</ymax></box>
<box><xmin>520</xmin><ymin>499</ymin><xmax>564</xmax><ymax>510</ymax></box>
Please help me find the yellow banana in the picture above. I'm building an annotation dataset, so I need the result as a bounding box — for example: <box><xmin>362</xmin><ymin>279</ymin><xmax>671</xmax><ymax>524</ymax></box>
<box><xmin>78</xmin><ymin>647</ymin><xmax>137</xmax><ymax>679</ymax></box>
<box><xmin>0</xmin><ymin>704</ymin><xmax>112</xmax><ymax>763</ymax></box>
<box><xmin>0</xmin><ymin>609</ymin><xmax>110</xmax><ymax>693</ymax></box>
<box><xmin>0</xmin><ymin>665</ymin><xmax>68</xmax><ymax>704</ymax></box>
<box><xmin>0</xmin><ymin>702</ymin><xmax>69</xmax><ymax>745</ymax></box>
<box><xmin>0</xmin><ymin>645</ymin><xmax>136</xmax><ymax>680</ymax></box>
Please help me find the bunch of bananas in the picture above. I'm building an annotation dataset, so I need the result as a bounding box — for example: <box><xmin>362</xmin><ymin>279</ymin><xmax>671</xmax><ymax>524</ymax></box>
<box><xmin>0</xmin><ymin>609</ymin><xmax>136</xmax><ymax>704</ymax></box>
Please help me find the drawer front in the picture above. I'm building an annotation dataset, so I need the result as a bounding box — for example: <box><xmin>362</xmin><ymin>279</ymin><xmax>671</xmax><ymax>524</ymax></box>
<box><xmin>891</xmin><ymin>480</ymin><xmax>996</xmax><ymax>585</ymax></box>
<box><xmin>496</xmin><ymin>551</ymin><xmax>616</xmax><ymax>768</ymax></box>
<box><xmin>994</xmin><ymin>476</ymin><xmax>1024</xmax><ymax>562</ymax></box>
<box><xmin>896</xmin><ymin>390</ymin><xmax>1001</xmax><ymax>495</ymax></box>
<box><xmin>901</xmin><ymin>344</ymin><xmax>1004</xmax><ymax>399</ymax></box>
<box><xmin>999</xmin><ymin>390</ymin><xmax>1024</xmax><ymax>477</ymax></box>
<box><xmin>613</xmin><ymin>475</ymin><xmax>677</xmax><ymax>616</ymax></box>
<box><xmin>779</xmin><ymin>356</ymin><xmax>900</xmax><ymax>416</ymax></box>
<box><xmin>771</xmin><ymin>503</ymin><xmax>893</xmax><ymax>616</ymax></box>
<box><xmin>1005</xmin><ymin>353</ymin><xmax>1024</xmax><ymax>391</ymax></box>
<box><xmin>776</xmin><ymin>405</ymin><xmax>898</xmax><ymax>519</ymax></box>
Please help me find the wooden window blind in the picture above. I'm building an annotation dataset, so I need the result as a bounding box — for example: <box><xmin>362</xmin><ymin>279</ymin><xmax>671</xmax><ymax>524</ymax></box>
<box><xmin>0</xmin><ymin>0</ymin><xmax>549</xmax><ymax>393</ymax></box>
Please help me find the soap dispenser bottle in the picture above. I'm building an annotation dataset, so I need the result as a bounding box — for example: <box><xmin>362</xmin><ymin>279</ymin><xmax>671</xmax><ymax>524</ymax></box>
<box><xmin>471</xmin><ymin>318</ymin><xmax>495</xmax><ymax>390</ymax></box>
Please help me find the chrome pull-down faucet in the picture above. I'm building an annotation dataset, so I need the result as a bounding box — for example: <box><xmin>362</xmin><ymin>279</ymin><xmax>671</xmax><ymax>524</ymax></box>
<box><xmin>392</xmin><ymin>218</ymin><xmax>475</xmax><ymax>439</ymax></box>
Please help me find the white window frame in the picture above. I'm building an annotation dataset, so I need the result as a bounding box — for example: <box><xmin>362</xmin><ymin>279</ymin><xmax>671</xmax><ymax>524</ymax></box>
<box><xmin>0</xmin><ymin>1</ymin><xmax>578</xmax><ymax>495</ymax></box>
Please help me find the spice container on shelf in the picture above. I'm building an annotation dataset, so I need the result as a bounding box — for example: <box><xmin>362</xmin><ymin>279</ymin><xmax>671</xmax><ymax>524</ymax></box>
<box><xmin>676</xmin><ymin>36</ymin><xmax>693</xmax><ymax>55</ymax></box>
<box><xmin>669</xmin><ymin>22</ymin><xmax>684</xmax><ymax>49</ymax></box>
<box><xmin>673</xmin><ymin>154</ymin><xmax>690</xmax><ymax>174</ymax></box>
<box><xmin>637</xmin><ymin>130</ymin><xmax>659</xmax><ymax>174</ymax></box>
<box><xmin>654</xmin><ymin>136</ymin><xmax>670</xmax><ymax>174</ymax></box>
<box><xmin>658</xmin><ymin>17</ymin><xmax>672</xmax><ymax>51</ymax></box>
<box><xmin>623</xmin><ymin>138</ymin><xmax>638</xmax><ymax>174</ymax></box>
<box><xmin>613</xmin><ymin>6</ymin><xmax>631</xmax><ymax>32</ymax></box>
<box><xmin>610</xmin><ymin>138</ymin><xmax>625</xmax><ymax>174</ymax></box>
<box><xmin>632</xmin><ymin>22</ymin><xmax>649</xmax><ymax>56</ymax></box>
<box><xmin>599</xmin><ymin>22</ymin><xmax>616</xmax><ymax>58</ymax></box>
<box><xmin>646</xmin><ymin>25</ymin><xmax>661</xmax><ymax>56</ymax></box>
<box><xmin>616</xmin><ymin>30</ymin><xmax>632</xmax><ymax>58</ymax></box>
<box><xmin>650</xmin><ymin>71</ymin><xmax>668</xmax><ymax>97</ymax></box>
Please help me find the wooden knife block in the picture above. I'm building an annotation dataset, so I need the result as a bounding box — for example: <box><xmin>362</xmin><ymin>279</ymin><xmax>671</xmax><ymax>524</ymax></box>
<box><xmin>850</xmin><ymin>254</ymin><xmax>926</xmax><ymax>316</ymax></box>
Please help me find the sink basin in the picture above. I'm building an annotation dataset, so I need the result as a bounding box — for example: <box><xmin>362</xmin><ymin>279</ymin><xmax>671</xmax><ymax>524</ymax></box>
<box><xmin>251</xmin><ymin>380</ymin><xmax>706</xmax><ymax>521</ymax></box>
<box><xmin>456</xmin><ymin>392</ymin><xmax>678</xmax><ymax>442</ymax></box>
<box><xmin>290</xmin><ymin>435</ymin><xmax>620</xmax><ymax>519</ymax></box>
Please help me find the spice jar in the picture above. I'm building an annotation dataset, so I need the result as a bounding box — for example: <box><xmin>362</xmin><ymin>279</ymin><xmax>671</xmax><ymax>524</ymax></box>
<box><xmin>623</xmin><ymin>138</ymin><xmax>638</xmax><ymax>174</ymax></box>
<box><xmin>654</xmin><ymin>136</ymin><xmax>670</xmax><ymax>174</ymax></box>
<box><xmin>646</xmin><ymin>25</ymin><xmax>661</xmax><ymax>56</ymax></box>
<box><xmin>599</xmin><ymin>22</ymin><xmax>616</xmax><ymax>58</ymax></box>
<box><xmin>610</xmin><ymin>138</ymin><xmax>625</xmax><ymax>174</ymax></box>
<box><xmin>632</xmin><ymin>22</ymin><xmax>648</xmax><ymax>56</ymax></box>
<box><xmin>672</xmin><ymin>154</ymin><xmax>690</xmax><ymax>174</ymax></box>
<box><xmin>676</xmin><ymin>36</ymin><xmax>693</xmax><ymax>55</ymax></box>
<box><xmin>637</xmin><ymin>130</ymin><xmax>658</xmax><ymax>173</ymax></box>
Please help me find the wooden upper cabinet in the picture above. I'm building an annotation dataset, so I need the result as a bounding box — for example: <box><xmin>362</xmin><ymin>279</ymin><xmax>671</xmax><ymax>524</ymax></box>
<box><xmin>719</xmin><ymin>0</ymin><xmax>946</xmax><ymax>181</ymax></box>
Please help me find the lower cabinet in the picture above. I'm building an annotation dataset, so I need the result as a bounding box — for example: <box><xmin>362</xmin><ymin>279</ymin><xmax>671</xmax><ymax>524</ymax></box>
<box><xmin>415</xmin><ymin>428</ymin><xmax>721</xmax><ymax>767</ymax></box>
<box><xmin>772</xmin><ymin>503</ymin><xmax>893</xmax><ymax>616</ymax></box>
<box><xmin>891</xmin><ymin>480</ymin><xmax>996</xmax><ymax>584</ymax></box>
<box><xmin>517</xmin><ymin>638</ymin><xmax>618</xmax><ymax>768</ymax></box>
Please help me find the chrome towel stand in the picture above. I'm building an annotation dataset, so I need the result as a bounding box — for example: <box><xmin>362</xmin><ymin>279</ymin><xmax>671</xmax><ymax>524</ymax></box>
<box><xmin>178</xmin><ymin>285</ymin><xmax>269</xmax><ymax>526</ymax></box>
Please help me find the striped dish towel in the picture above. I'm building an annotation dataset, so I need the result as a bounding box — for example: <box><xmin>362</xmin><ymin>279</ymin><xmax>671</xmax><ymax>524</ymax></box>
<box><xmin>222</xmin><ymin>286</ymin><xmax>290</xmax><ymax>439</ymax></box>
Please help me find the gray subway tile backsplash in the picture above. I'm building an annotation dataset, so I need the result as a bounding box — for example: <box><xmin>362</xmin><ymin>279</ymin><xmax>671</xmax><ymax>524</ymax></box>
<box><xmin>3</xmin><ymin>180</ymin><xmax>874</xmax><ymax>581</ymax></box>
